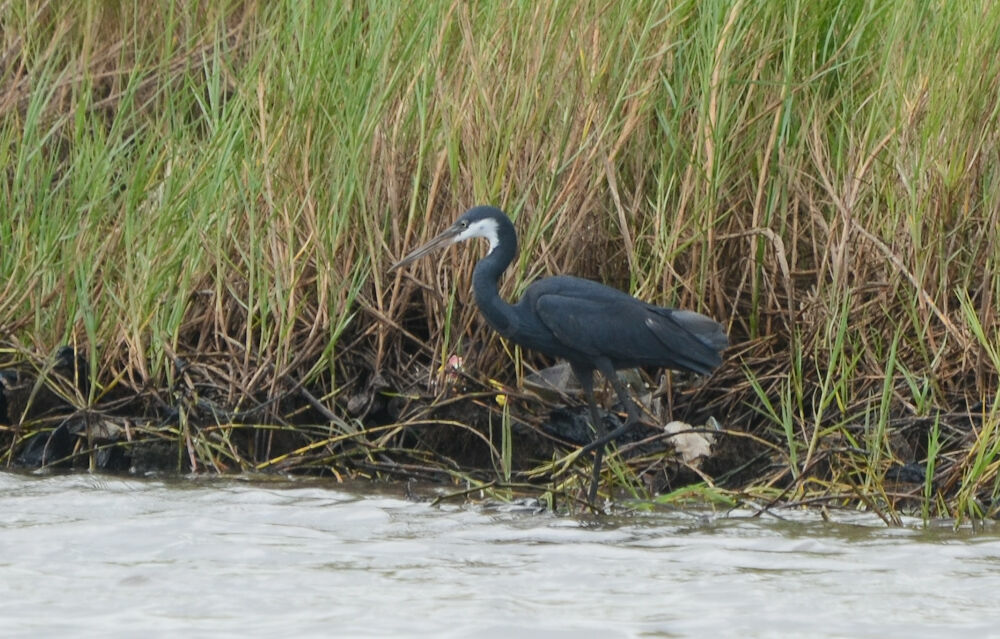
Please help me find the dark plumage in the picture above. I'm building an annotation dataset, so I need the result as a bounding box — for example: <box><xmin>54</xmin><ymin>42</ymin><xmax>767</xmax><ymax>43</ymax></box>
<box><xmin>391</xmin><ymin>205</ymin><xmax>727</xmax><ymax>503</ymax></box>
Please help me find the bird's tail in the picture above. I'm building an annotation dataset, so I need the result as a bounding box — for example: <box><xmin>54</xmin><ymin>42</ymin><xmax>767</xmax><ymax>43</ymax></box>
<box><xmin>647</xmin><ymin>308</ymin><xmax>728</xmax><ymax>375</ymax></box>
<box><xmin>671</xmin><ymin>310</ymin><xmax>728</xmax><ymax>351</ymax></box>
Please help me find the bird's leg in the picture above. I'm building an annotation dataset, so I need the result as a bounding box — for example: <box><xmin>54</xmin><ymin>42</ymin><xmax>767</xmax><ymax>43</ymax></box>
<box><xmin>576</xmin><ymin>368</ymin><xmax>643</xmax><ymax>458</ymax></box>
<box><xmin>585</xmin><ymin>389</ymin><xmax>606</xmax><ymax>505</ymax></box>
<box><xmin>570</xmin><ymin>365</ymin><xmax>606</xmax><ymax>505</ymax></box>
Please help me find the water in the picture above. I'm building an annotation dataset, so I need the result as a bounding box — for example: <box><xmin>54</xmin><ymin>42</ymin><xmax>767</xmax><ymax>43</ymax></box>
<box><xmin>2</xmin><ymin>473</ymin><xmax>1000</xmax><ymax>638</ymax></box>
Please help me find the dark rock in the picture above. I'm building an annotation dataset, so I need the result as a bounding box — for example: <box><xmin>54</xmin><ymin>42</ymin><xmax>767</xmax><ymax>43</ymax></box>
<box><xmin>885</xmin><ymin>462</ymin><xmax>926</xmax><ymax>484</ymax></box>
<box><xmin>542</xmin><ymin>405</ymin><xmax>643</xmax><ymax>447</ymax></box>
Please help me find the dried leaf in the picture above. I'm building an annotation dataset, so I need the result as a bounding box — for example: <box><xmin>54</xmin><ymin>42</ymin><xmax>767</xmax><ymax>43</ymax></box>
<box><xmin>664</xmin><ymin>420</ymin><xmax>715</xmax><ymax>467</ymax></box>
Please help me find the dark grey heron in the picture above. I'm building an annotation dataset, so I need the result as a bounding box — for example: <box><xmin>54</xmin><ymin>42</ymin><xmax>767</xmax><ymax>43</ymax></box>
<box><xmin>390</xmin><ymin>205</ymin><xmax>727</xmax><ymax>503</ymax></box>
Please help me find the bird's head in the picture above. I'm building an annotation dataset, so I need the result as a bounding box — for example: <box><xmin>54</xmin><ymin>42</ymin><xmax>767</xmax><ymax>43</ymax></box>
<box><xmin>389</xmin><ymin>206</ymin><xmax>505</xmax><ymax>271</ymax></box>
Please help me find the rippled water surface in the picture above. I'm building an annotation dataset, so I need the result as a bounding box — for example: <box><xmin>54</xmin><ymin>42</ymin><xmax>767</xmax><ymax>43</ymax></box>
<box><xmin>3</xmin><ymin>473</ymin><xmax>1000</xmax><ymax>638</ymax></box>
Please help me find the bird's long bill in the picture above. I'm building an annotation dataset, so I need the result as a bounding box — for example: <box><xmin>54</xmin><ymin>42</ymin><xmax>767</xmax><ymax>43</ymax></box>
<box><xmin>388</xmin><ymin>225</ymin><xmax>461</xmax><ymax>271</ymax></box>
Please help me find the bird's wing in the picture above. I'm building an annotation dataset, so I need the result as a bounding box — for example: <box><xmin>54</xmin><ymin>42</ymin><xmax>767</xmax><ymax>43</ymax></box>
<box><xmin>533</xmin><ymin>292</ymin><xmax>639</xmax><ymax>360</ymax></box>
<box><xmin>533</xmin><ymin>286</ymin><xmax>724</xmax><ymax>374</ymax></box>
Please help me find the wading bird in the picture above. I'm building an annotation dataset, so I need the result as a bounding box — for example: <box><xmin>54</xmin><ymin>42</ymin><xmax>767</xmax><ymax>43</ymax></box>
<box><xmin>390</xmin><ymin>206</ymin><xmax>727</xmax><ymax>504</ymax></box>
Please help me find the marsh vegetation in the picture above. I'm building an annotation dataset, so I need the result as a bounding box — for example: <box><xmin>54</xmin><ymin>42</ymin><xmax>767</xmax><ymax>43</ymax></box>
<box><xmin>3</xmin><ymin>1</ymin><xmax>1000</xmax><ymax>519</ymax></box>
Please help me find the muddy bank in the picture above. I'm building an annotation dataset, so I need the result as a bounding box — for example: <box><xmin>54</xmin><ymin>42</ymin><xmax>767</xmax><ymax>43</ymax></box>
<box><xmin>0</xmin><ymin>345</ymin><xmax>755</xmax><ymax>488</ymax></box>
<box><xmin>1</xmin><ymin>343</ymin><xmax>984</xmax><ymax>517</ymax></box>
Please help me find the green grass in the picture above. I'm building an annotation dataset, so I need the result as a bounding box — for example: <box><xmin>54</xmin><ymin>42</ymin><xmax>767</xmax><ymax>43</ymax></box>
<box><xmin>3</xmin><ymin>1</ymin><xmax>1000</xmax><ymax>519</ymax></box>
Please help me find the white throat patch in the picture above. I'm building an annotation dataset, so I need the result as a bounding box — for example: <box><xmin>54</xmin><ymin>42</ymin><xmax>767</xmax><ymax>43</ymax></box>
<box><xmin>455</xmin><ymin>218</ymin><xmax>500</xmax><ymax>253</ymax></box>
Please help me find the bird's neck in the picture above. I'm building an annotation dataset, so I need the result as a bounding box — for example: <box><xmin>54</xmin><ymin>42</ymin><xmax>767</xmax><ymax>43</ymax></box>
<box><xmin>472</xmin><ymin>215</ymin><xmax>519</xmax><ymax>336</ymax></box>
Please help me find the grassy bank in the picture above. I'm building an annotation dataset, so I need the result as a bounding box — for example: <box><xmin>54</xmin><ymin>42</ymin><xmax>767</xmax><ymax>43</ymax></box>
<box><xmin>3</xmin><ymin>1</ymin><xmax>1000</xmax><ymax>519</ymax></box>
